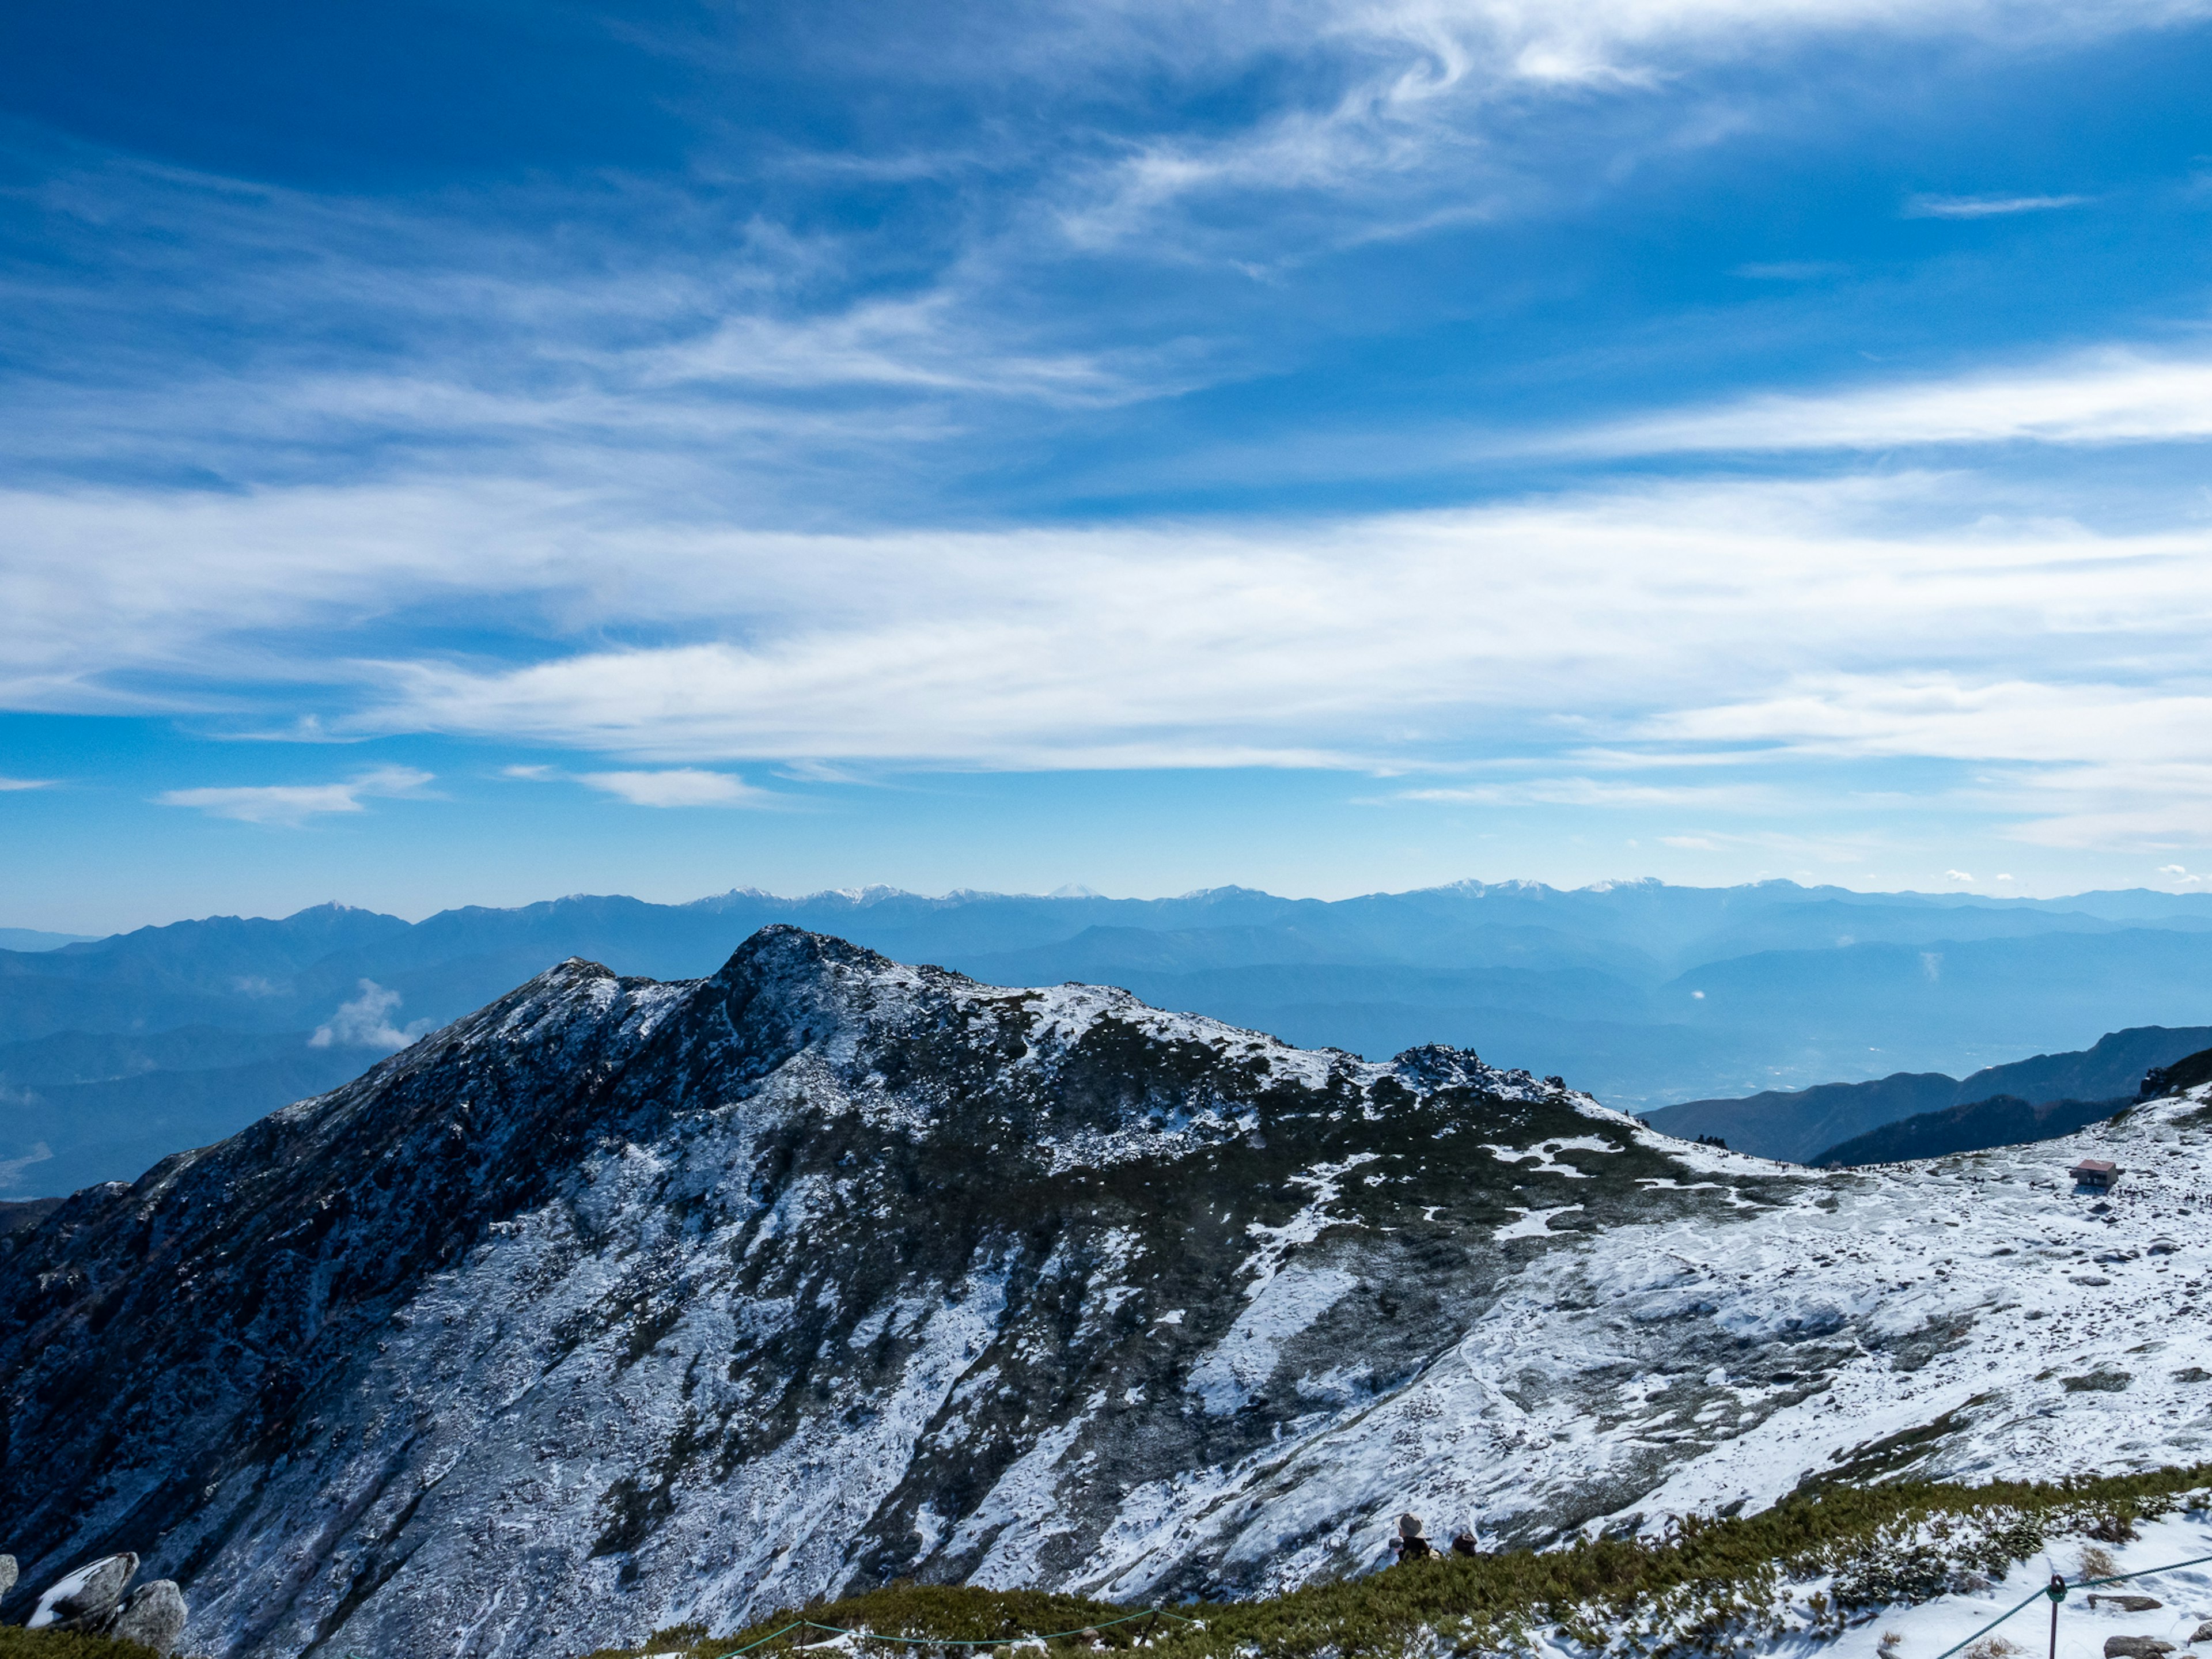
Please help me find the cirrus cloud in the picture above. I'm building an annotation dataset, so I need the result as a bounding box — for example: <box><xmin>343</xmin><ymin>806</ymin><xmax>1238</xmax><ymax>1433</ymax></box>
<box><xmin>577</xmin><ymin>769</ymin><xmax>771</xmax><ymax>808</ymax></box>
<box><xmin>1566</xmin><ymin>348</ymin><xmax>2212</xmax><ymax>456</ymax></box>
<box><xmin>156</xmin><ymin>766</ymin><xmax>434</xmax><ymax>827</ymax></box>
<box><xmin>1903</xmin><ymin>191</ymin><xmax>2090</xmax><ymax>218</ymax></box>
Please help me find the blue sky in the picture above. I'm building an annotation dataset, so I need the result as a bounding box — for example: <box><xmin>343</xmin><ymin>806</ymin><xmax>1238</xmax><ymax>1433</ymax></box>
<box><xmin>6</xmin><ymin>0</ymin><xmax>2212</xmax><ymax>931</ymax></box>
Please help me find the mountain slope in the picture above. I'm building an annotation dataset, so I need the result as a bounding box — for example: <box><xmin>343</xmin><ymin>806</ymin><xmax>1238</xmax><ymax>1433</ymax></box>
<box><xmin>1955</xmin><ymin>1026</ymin><xmax>2212</xmax><ymax>1109</ymax></box>
<box><xmin>6</xmin><ymin>928</ymin><xmax>2212</xmax><ymax>1659</ymax></box>
<box><xmin>1647</xmin><ymin>1072</ymin><xmax>1961</xmax><ymax>1161</ymax></box>
<box><xmin>1649</xmin><ymin>1024</ymin><xmax>2212</xmax><ymax>1161</ymax></box>
<box><xmin>1810</xmin><ymin>1092</ymin><xmax>2126</xmax><ymax>1166</ymax></box>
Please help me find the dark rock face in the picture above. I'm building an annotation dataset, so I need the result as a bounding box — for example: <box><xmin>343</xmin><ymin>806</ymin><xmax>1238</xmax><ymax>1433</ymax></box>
<box><xmin>3</xmin><ymin>924</ymin><xmax>2145</xmax><ymax>1659</ymax></box>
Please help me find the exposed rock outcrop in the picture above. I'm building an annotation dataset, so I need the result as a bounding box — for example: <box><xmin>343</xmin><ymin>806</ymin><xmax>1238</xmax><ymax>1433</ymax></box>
<box><xmin>29</xmin><ymin>1552</ymin><xmax>137</xmax><ymax>1627</ymax></box>
<box><xmin>104</xmin><ymin>1580</ymin><xmax>190</xmax><ymax>1653</ymax></box>
<box><xmin>3</xmin><ymin>1550</ymin><xmax>187</xmax><ymax>1654</ymax></box>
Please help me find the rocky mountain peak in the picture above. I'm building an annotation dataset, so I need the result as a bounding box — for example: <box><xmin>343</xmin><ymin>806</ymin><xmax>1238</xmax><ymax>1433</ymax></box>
<box><xmin>5</xmin><ymin>928</ymin><xmax>2209</xmax><ymax>1659</ymax></box>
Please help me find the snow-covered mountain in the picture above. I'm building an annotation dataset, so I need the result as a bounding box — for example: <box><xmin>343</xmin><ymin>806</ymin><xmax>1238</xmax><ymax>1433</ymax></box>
<box><xmin>2</xmin><ymin>926</ymin><xmax>2209</xmax><ymax>1659</ymax></box>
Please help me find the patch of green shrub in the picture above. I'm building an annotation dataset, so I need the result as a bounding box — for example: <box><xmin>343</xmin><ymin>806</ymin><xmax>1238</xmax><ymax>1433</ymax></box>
<box><xmin>582</xmin><ymin>1464</ymin><xmax>2212</xmax><ymax>1659</ymax></box>
<box><xmin>0</xmin><ymin>1630</ymin><xmax>162</xmax><ymax>1659</ymax></box>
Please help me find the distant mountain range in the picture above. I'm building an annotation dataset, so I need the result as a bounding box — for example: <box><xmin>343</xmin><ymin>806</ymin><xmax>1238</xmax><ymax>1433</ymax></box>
<box><xmin>0</xmin><ymin>927</ymin><xmax>96</xmax><ymax>952</ymax></box>
<box><xmin>1645</xmin><ymin>1024</ymin><xmax>2212</xmax><ymax>1162</ymax></box>
<box><xmin>3</xmin><ymin>878</ymin><xmax>2210</xmax><ymax>1195</ymax></box>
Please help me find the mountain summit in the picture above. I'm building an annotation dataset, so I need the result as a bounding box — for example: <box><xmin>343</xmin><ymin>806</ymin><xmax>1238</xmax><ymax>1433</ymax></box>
<box><xmin>3</xmin><ymin>927</ymin><xmax>2208</xmax><ymax>1658</ymax></box>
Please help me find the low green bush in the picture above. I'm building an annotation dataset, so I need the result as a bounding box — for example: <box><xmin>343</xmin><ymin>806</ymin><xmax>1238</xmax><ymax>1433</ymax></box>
<box><xmin>0</xmin><ymin>1630</ymin><xmax>162</xmax><ymax>1659</ymax></box>
<box><xmin>584</xmin><ymin>1463</ymin><xmax>2212</xmax><ymax>1659</ymax></box>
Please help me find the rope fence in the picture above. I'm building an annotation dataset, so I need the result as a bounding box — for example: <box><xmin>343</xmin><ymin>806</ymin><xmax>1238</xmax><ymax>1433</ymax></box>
<box><xmin>1930</xmin><ymin>1551</ymin><xmax>2212</xmax><ymax>1659</ymax></box>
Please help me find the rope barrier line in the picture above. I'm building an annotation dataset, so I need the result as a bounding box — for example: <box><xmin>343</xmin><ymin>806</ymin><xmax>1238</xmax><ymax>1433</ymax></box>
<box><xmin>710</xmin><ymin>1604</ymin><xmax>1203</xmax><ymax>1659</ymax></box>
<box><xmin>715</xmin><ymin>1622</ymin><xmax>809</xmax><ymax>1658</ymax></box>
<box><xmin>1925</xmin><ymin>1586</ymin><xmax>2048</xmax><ymax>1659</ymax></box>
<box><xmin>1929</xmin><ymin>1550</ymin><xmax>2212</xmax><ymax>1659</ymax></box>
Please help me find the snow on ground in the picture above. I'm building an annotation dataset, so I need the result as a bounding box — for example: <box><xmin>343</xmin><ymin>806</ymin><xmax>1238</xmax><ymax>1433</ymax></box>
<box><xmin>1611</xmin><ymin>1087</ymin><xmax>2212</xmax><ymax>1529</ymax></box>
<box><xmin>1080</xmin><ymin>1085</ymin><xmax>2212</xmax><ymax>1600</ymax></box>
<box><xmin>1801</xmin><ymin>1512</ymin><xmax>2212</xmax><ymax>1659</ymax></box>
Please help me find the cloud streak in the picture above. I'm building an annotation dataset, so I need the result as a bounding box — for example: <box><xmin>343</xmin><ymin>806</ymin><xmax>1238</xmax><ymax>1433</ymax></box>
<box><xmin>1568</xmin><ymin>349</ymin><xmax>2212</xmax><ymax>454</ymax></box>
<box><xmin>1903</xmin><ymin>192</ymin><xmax>2090</xmax><ymax>218</ymax></box>
<box><xmin>577</xmin><ymin>769</ymin><xmax>772</xmax><ymax>808</ymax></box>
<box><xmin>5</xmin><ymin>455</ymin><xmax>2205</xmax><ymax>854</ymax></box>
<box><xmin>3</xmin><ymin>463</ymin><xmax>2196</xmax><ymax>853</ymax></box>
<box><xmin>156</xmin><ymin>766</ymin><xmax>434</xmax><ymax>827</ymax></box>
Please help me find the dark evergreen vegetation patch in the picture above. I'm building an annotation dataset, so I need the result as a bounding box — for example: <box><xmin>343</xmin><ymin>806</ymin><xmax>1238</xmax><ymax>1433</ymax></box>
<box><xmin>589</xmin><ymin>1465</ymin><xmax>2212</xmax><ymax>1659</ymax></box>
<box><xmin>0</xmin><ymin>1632</ymin><xmax>162</xmax><ymax>1659</ymax></box>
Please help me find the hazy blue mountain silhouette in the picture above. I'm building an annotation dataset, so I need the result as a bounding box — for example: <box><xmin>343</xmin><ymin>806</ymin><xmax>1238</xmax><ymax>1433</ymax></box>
<box><xmin>1810</xmin><ymin>1093</ymin><xmax>2129</xmax><ymax>1167</ymax></box>
<box><xmin>3</xmin><ymin>879</ymin><xmax>2209</xmax><ymax>1195</ymax></box>
<box><xmin>1650</xmin><ymin>1024</ymin><xmax>2212</xmax><ymax>1162</ymax></box>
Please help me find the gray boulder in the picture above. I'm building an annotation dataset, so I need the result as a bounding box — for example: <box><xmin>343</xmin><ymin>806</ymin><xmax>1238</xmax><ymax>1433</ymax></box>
<box><xmin>0</xmin><ymin>1554</ymin><xmax>15</xmax><ymax>1600</ymax></box>
<box><xmin>2094</xmin><ymin>1596</ymin><xmax>2166</xmax><ymax>1613</ymax></box>
<box><xmin>29</xmin><ymin>1551</ymin><xmax>139</xmax><ymax>1627</ymax></box>
<box><xmin>103</xmin><ymin>1581</ymin><xmax>188</xmax><ymax>1656</ymax></box>
<box><xmin>2106</xmin><ymin>1639</ymin><xmax>2176</xmax><ymax>1659</ymax></box>
<box><xmin>2189</xmin><ymin>1624</ymin><xmax>2212</xmax><ymax>1645</ymax></box>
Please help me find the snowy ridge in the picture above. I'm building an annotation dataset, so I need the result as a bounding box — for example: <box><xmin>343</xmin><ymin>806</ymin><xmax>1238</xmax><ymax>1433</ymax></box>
<box><xmin>1</xmin><ymin>926</ymin><xmax>2206</xmax><ymax>1659</ymax></box>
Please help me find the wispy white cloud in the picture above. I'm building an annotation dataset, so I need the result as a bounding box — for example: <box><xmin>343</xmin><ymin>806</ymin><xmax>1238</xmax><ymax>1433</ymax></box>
<box><xmin>502</xmin><ymin>762</ymin><xmax>777</xmax><ymax>806</ymax></box>
<box><xmin>1732</xmin><ymin>260</ymin><xmax>1845</xmax><ymax>279</ymax></box>
<box><xmin>4</xmin><ymin>0</ymin><xmax>2178</xmax><ymax>513</ymax></box>
<box><xmin>1396</xmin><ymin>777</ymin><xmax>1778</xmax><ymax>809</ymax></box>
<box><xmin>0</xmin><ymin>1141</ymin><xmax>54</xmax><ymax>1196</ymax></box>
<box><xmin>1047</xmin><ymin>0</ymin><xmax>2190</xmax><ymax>259</ymax></box>
<box><xmin>1569</xmin><ymin>349</ymin><xmax>2212</xmax><ymax>454</ymax></box>
<box><xmin>1903</xmin><ymin>191</ymin><xmax>2089</xmax><ymax>218</ymax></box>
<box><xmin>156</xmin><ymin>766</ymin><xmax>433</xmax><ymax>826</ymax></box>
<box><xmin>14</xmin><ymin>472</ymin><xmax>2205</xmax><ymax>853</ymax></box>
<box><xmin>576</xmin><ymin>768</ymin><xmax>770</xmax><ymax>808</ymax></box>
<box><xmin>0</xmin><ymin>776</ymin><xmax>54</xmax><ymax>791</ymax></box>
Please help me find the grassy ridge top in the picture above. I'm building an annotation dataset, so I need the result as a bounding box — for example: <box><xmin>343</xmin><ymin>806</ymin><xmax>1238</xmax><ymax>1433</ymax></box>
<box><xmin>590</xmin><ymin>1464</ymin><xmax>2212</xmax><ymax>1659</ymax></box>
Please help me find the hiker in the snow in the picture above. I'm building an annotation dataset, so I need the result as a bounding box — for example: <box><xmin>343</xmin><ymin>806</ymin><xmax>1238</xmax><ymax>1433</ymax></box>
<box><xmin>1451</xmin><ymin>1530</ymin><xmax>1480</xmax><ymax>1558</ymax></box>
<box><xmin>1392</xmin><ymin>1514</ymin><xmax>1435</xmax><ymax>1562</ymax></box>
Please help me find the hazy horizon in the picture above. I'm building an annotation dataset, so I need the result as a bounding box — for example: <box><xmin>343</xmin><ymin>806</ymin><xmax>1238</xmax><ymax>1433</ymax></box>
<box><xmin>17</xmin><ymin>869</ymin><xmax>2212</xmax><ymax>943</ymax></box>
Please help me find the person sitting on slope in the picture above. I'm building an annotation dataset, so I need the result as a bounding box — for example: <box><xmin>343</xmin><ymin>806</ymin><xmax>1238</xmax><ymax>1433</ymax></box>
<box><xmin>1392</xmin><ymin>1514</ymin><xmax>1435</xmax><ymax>1562</ymax></box>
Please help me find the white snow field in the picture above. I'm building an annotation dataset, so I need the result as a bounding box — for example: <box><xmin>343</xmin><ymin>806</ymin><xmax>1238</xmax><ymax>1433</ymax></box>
<box><xmin>1786</xmin><ymin>1512</ymin><xmax>2212</xmax><ymax>1659</ymax></box>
